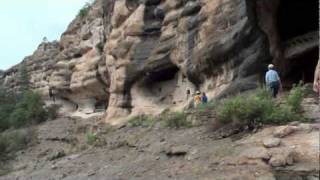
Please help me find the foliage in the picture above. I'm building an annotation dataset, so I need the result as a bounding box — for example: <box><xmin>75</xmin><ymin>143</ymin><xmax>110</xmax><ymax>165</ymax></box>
<box><xmin>0</xmin><ymin>87</ymin><xmax>16</xmax><ymax>131</ymax></box>
<box><xmin>128</xmin><ymin>115</ymin><xmax>156</xmax><ymax>127</ymax></box>
<box><xmin>78</xmin><ymin>2</ymin><xmax>92</xmax><ymax>19</ymax></box>
<box><xmin>163</xmin><ymin>112</ymin><xmax>191</xmax><ymax>128</ymax></box>
<box><xmin>95</xmin><ymin>42</ymin><xmax>104</xmax><ymax>54</ymax></box>
<box><xmin>286</xmin><ymin>83</ymin><xmax>306</xmax><ymax>112</ymax></box>
<box><xmin>0</xmin><ymin>89</ymin><xmax>52</xmax><ymax>131</ymax></box>
<box><xmin>46</xmin><ymin>104</ymin><xmax>61</xmax><ymax>120</ymax></box>
<box><xmin>9</xmin><ymin>91</ymin><xmax>47</xmax><ymax>128</ymax></box>
<box><xmin>127</xmin><ymin>111</ymin><xmax>192</xmax><ymax>129</ymax></box>
<box><xmin>17</xmin><ymin>63</ymin><xmax>30</xmax><ymax>93</ymax></box>
<box><xmin>0</xmin><ymin>128</ymin><xmax>35</xmax><ymax>161</ymax></box>
<box><xmin>216</xmin><ymin>87</ymin><xmax>306</xmax><ymax>127</ymax></box>
<box><xmin>86</xmin><ymin>133</ymin><xmax>97</xmax><ymax>145</ymax></box>
<box><xmin>195</xmin><ymin>101</ymin><xmax>216</xmax><ymax>112</ymax></box>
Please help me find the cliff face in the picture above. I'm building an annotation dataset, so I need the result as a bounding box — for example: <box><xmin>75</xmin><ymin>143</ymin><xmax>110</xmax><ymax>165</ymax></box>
<box><xmin>1</xmin><ymin>0</ymin><xmax>319</xmax><ymax>121</ymax></box>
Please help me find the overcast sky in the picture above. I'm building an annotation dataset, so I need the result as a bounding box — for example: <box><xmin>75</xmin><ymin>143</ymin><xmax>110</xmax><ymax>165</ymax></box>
<box><xmin>0</xmin><ymin>0</ymin><xmax>88</xmax><ymax>70</ymax></box>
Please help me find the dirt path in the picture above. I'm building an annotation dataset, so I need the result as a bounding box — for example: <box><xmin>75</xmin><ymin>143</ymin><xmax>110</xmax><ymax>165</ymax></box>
<box><xmin>1</xmin><ymin>96</ymin><xmax>319</xmax><ymax>180</ymax></box>
<box><xmin>1</xmin><ymin>114</ymin><xmax>319</xmax><ymax>180</ymax></box>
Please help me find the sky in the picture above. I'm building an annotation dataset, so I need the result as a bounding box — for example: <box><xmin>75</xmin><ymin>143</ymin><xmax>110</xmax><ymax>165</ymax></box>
<box><xmin>0</xmin><ymin>0</ymin><xmax>88</xmax><ymax>70</ymax></box>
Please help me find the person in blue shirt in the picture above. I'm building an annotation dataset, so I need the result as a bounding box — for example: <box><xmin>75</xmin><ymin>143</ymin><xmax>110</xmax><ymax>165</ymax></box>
<box><xmin>265</xmin><ymin>64</ymin><xmax>282</xmax><ymax>98</ymax></box>
<box><xmin>201</xmin><ymin>92</ymin><xmax>208</xmax><ymax>104</ymax></box>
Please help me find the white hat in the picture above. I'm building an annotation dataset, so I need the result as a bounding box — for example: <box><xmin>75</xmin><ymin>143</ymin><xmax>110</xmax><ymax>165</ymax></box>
<box><xmin>196</xmin><ymin>90</ymin><xmax>201</xmax><ymax>94</ymax></box>
<box><xmin>268</xmin><ymin>64</ymin><xmax>274</xmax><ymax>69</ymax></box>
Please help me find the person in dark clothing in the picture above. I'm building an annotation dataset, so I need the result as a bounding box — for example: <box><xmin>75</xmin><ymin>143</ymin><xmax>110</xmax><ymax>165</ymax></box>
<box><xmin>201</xmin><ymin>92</ymin><xmax>208</xmax><ymax>104</ymax></box>
<box><xmin>49</xmin><ymin>87</ymin><xmax>55</xmax><ymax>102</ymax></box>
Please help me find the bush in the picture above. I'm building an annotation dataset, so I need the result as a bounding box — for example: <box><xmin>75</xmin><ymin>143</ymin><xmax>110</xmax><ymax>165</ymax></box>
<box><xmin>163</xmin><ymin>112</ymin><xmax>191</xmax><ymax>128</ymax></box>
<box><xmin>0</xmin><ymin>129</ymin><xmax>35</xmax><ymax>160</ymax></box>
<box><xmin>9</xmin><ymin>91</ymin><xmax>48</xmax><ymax>128</ymax></box>
<box><xmin>286</xmin><ymin>83</ymin><xmax>306</xmax><ymax>112</ymax></box>
<box><xmin>78</xmin><ymin>2</ymin><xmax>92</xmax><ymax>18</ymax></box>
<box><xmin>46</xmin><ymin>104</ymin><xmax>61</xmax><ymax>120</ymax></box>
<box><xmin>0</xmin><ymin>90</ymin><xmax>49</xmax><ymax>131</ymax></box>
<box><xmin>196</xmin><ymin>101</ymin><xmax>216</xmax><ymax>112</ymax></box>
<box><xmin>216</xmin><ymin>88</ymin><xmax>305</xmax><ymax>127</ymax></box>
<box><xmin>128</xmin><ymin>115</ymin><xmax>156</xmax><ymax>127</ymax></box>
<box><xmin>86</xmin><ymin>133</ymin><xmax>97</xmax><ymax>145</ymax></box>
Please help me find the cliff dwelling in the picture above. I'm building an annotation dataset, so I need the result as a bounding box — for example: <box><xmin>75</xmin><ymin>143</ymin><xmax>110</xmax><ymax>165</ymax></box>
<box><xmin>278</xmin><ymin>0</ymin><xmax>319</xmax><ymax>85</ymax></box>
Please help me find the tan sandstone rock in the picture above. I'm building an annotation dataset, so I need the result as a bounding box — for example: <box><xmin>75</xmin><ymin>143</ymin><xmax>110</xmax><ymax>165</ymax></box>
<box><xmin>273</xmin><ymin>126</ymin><xmax>299</xmax><ymax>138</ymax></box>
<box><xmin>263</xmin><ymin>138</ymin><xmax>281</xmax><ymax>148</ymax></box>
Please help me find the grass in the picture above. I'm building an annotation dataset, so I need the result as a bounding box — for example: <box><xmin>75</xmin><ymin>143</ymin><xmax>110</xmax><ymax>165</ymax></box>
<box><xmin>195</xmin><ymin>101</ymin><xmax>216</xmax><ymax>112</ymax></box>
<box><xmin>128</xmin><ymin>115</ymin><xmax>156</xmax><ymax>128</ymax></box>
<box><xmin>162</xmin><ymin>112</ymin><xmax>192</xmax><ymax>129</ymax></box>
<box><xmin>127</xmin><ymin>111</ymin><xmax>192</xmax><ymax>129</ymax></box>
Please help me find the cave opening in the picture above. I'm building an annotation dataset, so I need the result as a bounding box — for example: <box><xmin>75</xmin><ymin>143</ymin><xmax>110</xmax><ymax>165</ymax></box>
<box><xmin>277</xmin><ymin>0</ymin><xmax>319</xmax><ymax>86</ymax></box>
<box><xmin>144</xmin><ymin>66</ymin><xmax>179</xmax><ymax>85</ymax></box>
<box><xmin>285</xmin><ymin>48</ymin><xmax>319</xmax><ymax>85</ymax></box>
<box><xmin>137</xmin><ymin>65</ymin><xmax>180</xmax><ymax>103</ymax></box>
<box><xmin>277</xmin><ymin>0</ymin><xmax>318</xmax><ymax>42</ymax></box>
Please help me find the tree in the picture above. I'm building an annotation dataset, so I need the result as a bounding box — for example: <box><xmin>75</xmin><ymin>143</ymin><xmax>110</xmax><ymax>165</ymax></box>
<box><xmin>17</xmin><ymin>63</ymin><xmax>30</xmax><ymax>93</ymax></box>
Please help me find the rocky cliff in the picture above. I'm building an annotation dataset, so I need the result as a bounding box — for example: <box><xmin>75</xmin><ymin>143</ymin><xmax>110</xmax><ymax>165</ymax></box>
<box><xmin>1</xmin><ymin>0</ymin><xmax>319</xmax><ymax>121</ymax></box>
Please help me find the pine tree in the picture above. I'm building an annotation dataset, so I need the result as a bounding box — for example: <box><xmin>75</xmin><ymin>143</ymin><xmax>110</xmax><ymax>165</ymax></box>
<box><xmin>17</xmin><ymin>63</ymin><xmax>30</xmax><ymax>93</ymax></box>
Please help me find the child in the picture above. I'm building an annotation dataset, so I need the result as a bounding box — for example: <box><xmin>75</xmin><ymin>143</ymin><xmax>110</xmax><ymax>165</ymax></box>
<box><xmin>201</xmin><ymin>92</ymin><xmax>208</xmax><ymax>104</ymax></box>
<box><xmin>194</xmin><ymin>91</ymin><xmax>202</xmax><ymax>106</ymax></box>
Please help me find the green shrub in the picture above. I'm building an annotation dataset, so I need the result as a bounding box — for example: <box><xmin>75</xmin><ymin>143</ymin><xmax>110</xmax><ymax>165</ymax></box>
<box><xmin>0</xmin><ymin>90</ymin><xmax>49</xmax><ymax>131</ymax></box>
<box><xmin>128</xmin><ymin>115</ymin><xmax>155</xmax><ymax>127</ymax></box>
<box><xmin>78</xmin><ymin>2</ymin><xmax>92</xmax><ymax>18</ymax></box>
<box><xmin>286</xmin><ymin>83</ymin><xmax>306</xmax><ymax>112</ymax></box>
<box><xmin>46</xmin><ymin>104</ymin><xmax>61</xmax><ymax>120</ymax></box>
<box><xmin>196</xmin><ymin>101</ymin><xmax>216</xmax><ymax>112</ymax></box>
<box><xmin>86</xmin><ymin>133</ymin><xmax>97</xmax><ymax>145</ymax></box>
<box><xmin>95</xmin><ymin>42</ymin><xmax>104</xmax><ymax>54</ymax></box>
<box><xmin>216</xmin><ymin>88</ymin><xmax>305</xmax><ymax>127</ymax></box>
<box><xmin>0</xmin><ymin>129</ymin><xmax>35</xmax><ymax>160</ymax></box>
<box><xmin>9</xmin><ymin>91</ymin><xmax>48</xmax><ymax>128</ymax></box>
<box><xmin>163</xmin><ymin>112</ymin><xmax>191</xmax><ymax>128</ymax></box>
<box><xmin>265</xmin><ymin>105</ymin><xmax>301</xmax><ymax>124</ymax></box>
<box><xmin>9</xmin><ymin>108</ymin><xmax>30</xmax><ymax>128</ymax></box>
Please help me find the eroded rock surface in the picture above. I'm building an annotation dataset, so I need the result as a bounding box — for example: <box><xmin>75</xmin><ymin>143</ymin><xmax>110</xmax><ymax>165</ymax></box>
<box><xmin>0</xmin><ymin>0</ymin><xmax>318</xmax><ymax>121</ymax></box>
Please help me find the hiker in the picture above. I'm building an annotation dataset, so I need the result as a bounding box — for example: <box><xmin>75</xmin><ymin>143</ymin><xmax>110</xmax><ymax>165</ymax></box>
<box><xmin>186</xmin><ymin>89</ymin><xmax>191</xmax><ymax>101</ymax></box>
<box><xmin>201</xmin><ymin>92</ymin><xmax>208</xmax><ymax>104</ymax></box>
<box><xmin>194</xmin><ymin>91</ymin><xmax>202</xmax><ymax>106</ymax></box>
<box><xmin>314</xmin><ymin>77</ymin><xmax>320</xmax><ymax>106</ymax></box>
<box><xmin>49</xmin><ymin>87</ymin><xmax>55</xmax><ymax>102</ymax></box>
<box><xmin>265</xmin><ymin>64</ymin><xmax>282</xmax><ymax>98</ymax></box>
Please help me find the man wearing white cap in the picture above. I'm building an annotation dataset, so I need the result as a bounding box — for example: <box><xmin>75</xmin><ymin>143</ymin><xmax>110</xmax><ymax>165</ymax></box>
<box><xmin>265</xmin><ymin>64</ymin><xmax>282</xmax><ymax>98</ymax></box>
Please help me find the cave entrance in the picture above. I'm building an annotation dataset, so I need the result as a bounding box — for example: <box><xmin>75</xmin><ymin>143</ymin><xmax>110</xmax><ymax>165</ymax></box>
<box><xmin>284</xmin><ymin>48</ymin><xmax>319</xmax><ymax>85</ymax></box>
<box><xmin>277</xmin><ymin>0</ymin><xmax>318</xmax><ymax>42</ymax></box>
<box><xmin>145</xmin><ymin>66</ymin><xmax>179</xmax><ymax>84</ymax></box>
<box><xmin>139</xmin><ymin>65</ymin><xmax>180</xmax><ymax>104</ymax></box>
<box><xmin>277</xmin><ymin>0</ymin><xmax>319</xmax><ymax>86</ymax></box>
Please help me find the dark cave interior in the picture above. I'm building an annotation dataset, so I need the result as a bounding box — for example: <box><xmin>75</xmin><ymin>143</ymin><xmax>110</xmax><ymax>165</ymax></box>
<box><xmin>277</xmin><ymin>0</ymin><xmax>319</xmax><ymax>85</ymax></box>
<box><xmin>285</xmin><ymin>48</ymin><xmax>319</xmax><ymax>84</ymax></box>
<box><xmin>278</xmin><ymin>0</ymin><xmax>318</xmax><ymax>41</ymax></box>
<box><xmin>144</xmin><ymin>66</ymin><xmax>179</xmax><ymax>85</ymax></box>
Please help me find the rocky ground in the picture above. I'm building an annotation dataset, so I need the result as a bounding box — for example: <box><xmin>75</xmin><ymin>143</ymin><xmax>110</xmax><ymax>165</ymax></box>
<box><xmin>1</xmin><ymin>97</ymin><xmax>319</xmax><ymax>180</ymax></box>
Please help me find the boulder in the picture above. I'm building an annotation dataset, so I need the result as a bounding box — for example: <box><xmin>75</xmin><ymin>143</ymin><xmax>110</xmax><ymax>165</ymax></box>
<box><xmin>268</xmin><ymin>149</ymin><xmax>297</xmax><ymax>167</ymax></box>
<box><xmin>273</xmin><ymin>126</ymin><xmax>299</xmax><ymax>138</ymax></box>
<box><xmin>241</xmin><ymin>147</ymin><xmax>271</xmax><ymax>160</ymax></box>
<box><xmin>263</xmin><ymin>138</ymin><xmax>281</xmax><ymax>148</ymax></box>
<box><xmin>166</xmin><ymin>145</ymin><xmax>189</xmax><ymax>156</ymax></box>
